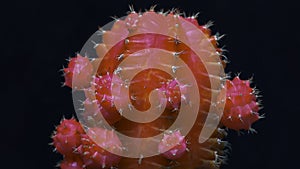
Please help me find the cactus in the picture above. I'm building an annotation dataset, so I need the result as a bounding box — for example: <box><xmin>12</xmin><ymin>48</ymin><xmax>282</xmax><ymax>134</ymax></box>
<box><xmin>60</xmin><ymin>155</ymin><xmax>84</xmax><ymax>169</ymax></box>
<box><xmin>158</xmin><ymin>130</ymin><xmax>187</xmax><ymax>160</ymax></box>
<box><xmin>52</xmin><ymin>7</ymin><xmax>263</xmax><ymax>169</ymax></box>
<box><xmin>78</xmin><ymin>128</ymin><xmax>122</xmax><ymax>169</ymax></box>
<box><xmin>221</xmin><ymin>77</ymin><xmax>263</xmax><ymax>131</ymax></box>
<box><xmin>52</xmin><ymin>118</ymin><xmax>85</xmax><ymax>156</ymax></box>
<box><xmin>63</xmin><ymin>54</ymin><xmax>94</xmax><ymax>89</ymax></box>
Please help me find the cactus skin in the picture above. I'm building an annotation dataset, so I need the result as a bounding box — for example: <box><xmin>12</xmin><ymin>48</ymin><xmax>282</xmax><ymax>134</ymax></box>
<box><xmin>221</xmin><ymin>77</ymin><xmax>261</xmax><ymax>131</ymax></box>
<box><xmin>52</xmin><ymin>118</ymin><xmax>85</xmax><ymax>156</ymax></box>
<box><xmin>63</xmin><ymin>54</ymin><xmax>93</xmax><ymax>89</ymax></box>
<box><xmin>60</xmin><ymin>156</ymin><xmax>84</xmax><ymax>169</ymax></box>
<box><xmin>53</xmin><ymin>119</ymin><xmax>122</xmax><ymax>169</ymax></box>
<box><xmin>158</xmin><ymin>79</ymin><xmax>188</xmax><ymax>111</ymax></box>
<box><xmin>53</xmin><ymin>7</ymin><xmax>264</xmax><ymax>169</ymax></box>
<box><xmin>92</xmin><ymin>74</ymin><xmax>123</xmax><ymax>125</ymax></box>
<box><xmin>79</xmin><ymin>128</ymin><xmax>122</xmax><ymax>169</ymax></box>
<box><xmin>158</xmin><ymin>130</ymin><xmax>187</xmax><ymax>160</ymax></box>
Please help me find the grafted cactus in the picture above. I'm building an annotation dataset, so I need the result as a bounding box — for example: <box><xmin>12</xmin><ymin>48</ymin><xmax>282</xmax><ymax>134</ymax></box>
<box><xmin>52</xmin><ymin>7</ymin><xmax>263</xmax><ymax>169</ymax></box>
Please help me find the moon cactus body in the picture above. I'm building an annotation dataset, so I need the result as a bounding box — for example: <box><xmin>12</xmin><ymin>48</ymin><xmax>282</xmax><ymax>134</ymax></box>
<box><xmin>52</xmin><ymin>8</ymin><xmax>263</xmax><ymax>169</ymax></box>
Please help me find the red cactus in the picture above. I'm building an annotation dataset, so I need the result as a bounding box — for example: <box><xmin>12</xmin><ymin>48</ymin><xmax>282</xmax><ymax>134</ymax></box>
<box><xmin>63</xmin><ymin>54</ymin><xmax>94</xmax><ymax>89</ymax></box>
<box><xmin>92</xmin><ymin>74</ymin><xmax>123</xmax><ymax>125</ymax></box>
<box><xmin>55</xmin><ymin>7</ymin><xmax>264</xmax><ymax>169</ymax></box>
<box><xmin>158</xmin><ymin>130</ymin><xmax>187</xmax><ymax>160</ymax></box>
<box><xmin>53</xmin><ymin>118</ymin><xmax>84</xmax><ymax>156</ymax></box>
<box><xmin>221</xmin><ymin>77</ymin><xmax>262</xmax><ymax>131</ymax></box>
<box><xmin>60</xmin><ymin>156</ymin><xmax>84</xmax><ymax>169</ymax></box>
<box><xmin>78</xmin><ymin>128</ymin><xmax>122</xmax><ymax>169</ymax></box>
<box><xmin>158</xmin><ymin>79</ymin><xmax>189</xmax><ymax>111</ymax></box>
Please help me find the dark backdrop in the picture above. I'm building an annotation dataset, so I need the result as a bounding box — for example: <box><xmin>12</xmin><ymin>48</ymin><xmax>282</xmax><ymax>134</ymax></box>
<box><xmin>2</xmin><ymin>0</ymin><xmax>298</xmax><ymax>169</ymax></box>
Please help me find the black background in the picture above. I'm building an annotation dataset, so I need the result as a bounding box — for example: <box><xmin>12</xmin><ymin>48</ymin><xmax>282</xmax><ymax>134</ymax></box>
<box><xmin>2</xmin><ymin>0</ymin><xmax>298</xmax><ymax>169</ymax></box>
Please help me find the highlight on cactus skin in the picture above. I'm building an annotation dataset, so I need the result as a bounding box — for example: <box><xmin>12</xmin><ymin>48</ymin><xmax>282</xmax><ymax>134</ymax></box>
<box><xmin>52</xmin><ymin>6</ymin><xmax>264</xmax><ymax>169</ymax></box>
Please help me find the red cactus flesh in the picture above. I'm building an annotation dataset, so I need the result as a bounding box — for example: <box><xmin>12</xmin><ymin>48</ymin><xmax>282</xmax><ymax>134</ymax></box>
<box><xmin>56</xmin><ymin>7</ymin><xmax>264</xmax><ymax>169</ymax></box>
<box><xmin>60</xmin><ymin>156</ymin><xmax>84</xmax><ymax>169</ymax></box>
<box><xmin>221</xmin><ymin>77</ymin><xmax>261</xmax><ymax>130</ymax></box>
<box><xmin>158</xmin><ymin>79</ymin><xmax>188</xmax><ymax>111</ymax></box>
<box><xmin>79</xmin><ymin>128</ymin><xmax>122</xmax><ymax>169</ymax></box>
<box><xmin>158</xmin><ymin>130</ymin><xmax>187</xmax><ymax>160</ymax></box>
<box><xmin>81</xmin><ymin>73</ymin><xmax>125</xmax><ymax>126</ymax></box>
<box><xmin>92</xmin><ymin>74</ymin><xmax>123</xmax><ymax>124</ymax></box>
<box><xmin>53</xmin><ymin>118</ymin><xmax>84</xmax><ymax>156</ymax></box>
<box><xmin>63</xmin><ymin>54</ymin><xmax>94</xmax><ymax>89</ymax></box>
